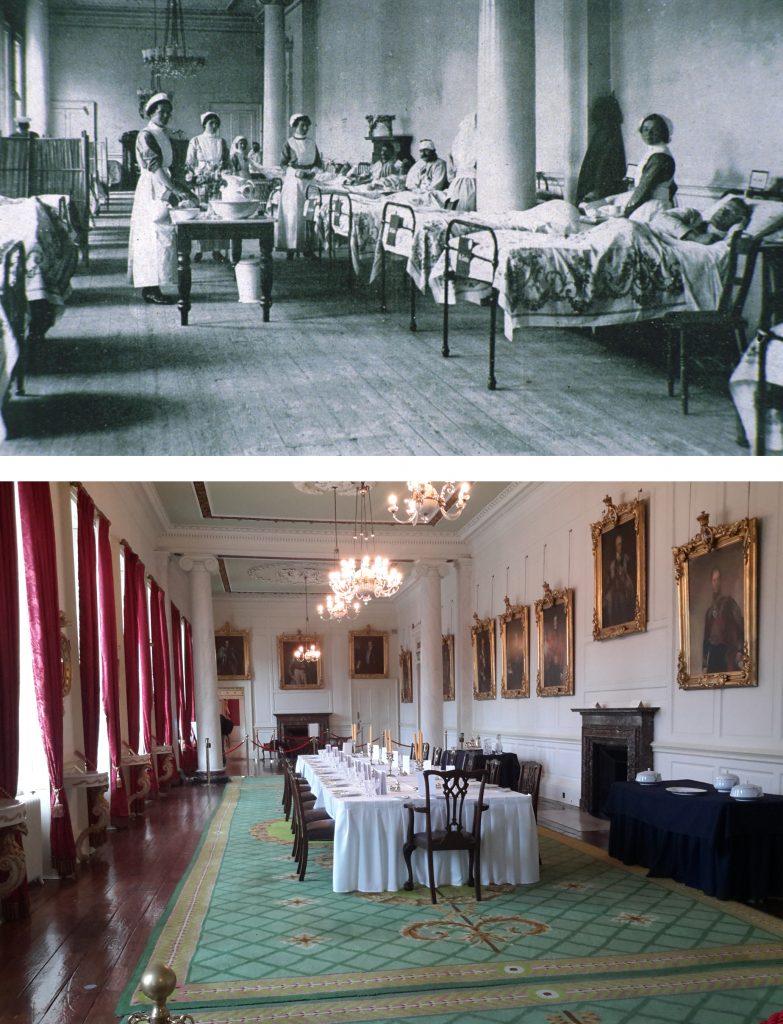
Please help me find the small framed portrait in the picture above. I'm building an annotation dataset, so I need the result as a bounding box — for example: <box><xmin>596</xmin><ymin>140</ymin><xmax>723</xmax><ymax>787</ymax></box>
<box><xmin>214</xmin><ymin>623</ymin><xmax>251</xmax><ymax>681</ymax></box>
<box><xmin>471</xmin><ymin>613</ymin><xmax>496</xmax><ymax>700</ymax></box>
<box><xmin>592</xmin><ymin>495</ymin><xmax>647</xmax><ymax>640</ymax></box>
<box><xmin>400</xmin><ymin>647</ymin><xmax>413</xmax><ymax>703</ymax></box>
<box><xmin>748</xmin><ymin>169</ymin><xmax>769</xmax><ymax>192</ymax></box>
<box><xmin>499</xmin><ymin>596</ymin><xmax>529</xmax><ymax>698</ymax></box>
<box><xmin>441</xmin><ymin>634</ymin><xmax>455</xmax><ymax>701</ymax></box>
<box><xmin>673</xmin><ymin>512</ymin><xmax>758</xmax><ymax>689</ymax></box>
<box><xmin>535</xmin><ymin>583</ymin><xmax>574</xmax><ymax>697</ymax></box>
<box><xmin>349</xmin><ymin>626</ymin><xmax>389</xmax><ymax>678</ymax></box>
<box><xmin>277</xmin><ymin>632</ymin><xmax>324</xmax><ymax>689</ymax></box>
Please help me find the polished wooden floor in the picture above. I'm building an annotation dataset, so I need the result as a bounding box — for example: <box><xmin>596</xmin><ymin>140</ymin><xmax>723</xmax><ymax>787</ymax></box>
<box><xmin>2</xmin><ymin>756</ymin><xmax>778</xmax><ymax>1024</ymax></box>
<box><xmin>0</xmin><ymin>193</ymin><xmax>749</xmax><ymax>456</ymax></box>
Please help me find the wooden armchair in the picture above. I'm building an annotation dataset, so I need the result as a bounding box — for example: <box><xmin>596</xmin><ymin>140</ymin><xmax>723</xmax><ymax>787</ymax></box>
<box><xmin>288</xmin><ymin>763</ymin><xmax>334</xmax><ymax>881</ymax></box>
<box><xmin>518</xmin><ymin>761</ymin><xmax>543</xmax><ymax>820</ymax></box>
<box><xmin>402</xmin><ymin>769</ymin><xmax>488</xmax><ymax>903</ymax></box>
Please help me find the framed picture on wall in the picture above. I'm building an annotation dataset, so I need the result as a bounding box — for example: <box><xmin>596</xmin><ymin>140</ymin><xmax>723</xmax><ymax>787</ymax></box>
<box><xmin>214</xmin><ymin>623</ymin><xmax>252</xmax><ymax>681</ymax></box>
<box><xmin>441</xmin><ymin>633</ymin><xmax>455</xmax><ymax>701</ymax></box>
<box><xmin>591</xmin><ymin>495</ymin><xmax>647</xmax><ymax>641</ymax></box>
<box><xmin>349</xmin><ymin>626</ymin><xmax>389</xmax><ymax>678</ymax></box>
<box><xmin>471</xmin><ymin>613</ymin><xmax>496</xmax><ymax>700</ymax></box>
<box><xmin>277</xmin><ymin>632</ymin><xmax>324</xmax><ymax>689</ymax></box>
<box><xmin>673</xmin><ymin>512</ymin><xmax>758</xmax><ymax>689</ymax></box>
<box><xmin>400</xmin><ymin>647</ymin><xmax>413</xmax><ymax>703</ymax></box>
<box><xmin>499</xmin><ymin>596</ymin><xmax>529</xmax><ymax>698</ymax></box>
<box><xmin>535</xmin><ymin>583</ymin><xmax>574</xmax><ymax>697</ymax></box>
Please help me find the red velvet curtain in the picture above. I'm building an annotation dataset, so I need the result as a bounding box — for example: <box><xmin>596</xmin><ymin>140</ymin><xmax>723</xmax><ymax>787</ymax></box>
<box><xmin>136</xmin><ymin>562</ymin><xmax>156</xmax><ymax>796</ymax></box>
<box><xmin>182</xmin><ymin>618</ymin><xmax>198</xmax><ymax>773</ymax></box>
<box><xmin>150</xmin><ymin>580</ymin><xmax>178</xmax><ymax>785</ymax></box>
<box><xmin>122</xmin><ymin>544</ymin><xmax>140</xmax><ymax>754</ymax></box>
<box><xmin>76</xmin><ymin>487</ymin><xmax>100</xmax><ymax>771</ymax></box>
<box><xmin>0</xmin><ymin>483</ymin><xmax>29</xmax><ymax>918</ymax></box>
<box><xmin>97</xmin><ymin>516</ymin><xmax>128</xmax><ymax>823</ymax></box>
<box><xmin>18</xmin><ymin>483</ymin><xmax>76</xmax><ymax>877</ymax></box>
<box><xmin>171</xmin><ymin>603</ymin><xmax>195</xmax><ymax>773</ymax></box>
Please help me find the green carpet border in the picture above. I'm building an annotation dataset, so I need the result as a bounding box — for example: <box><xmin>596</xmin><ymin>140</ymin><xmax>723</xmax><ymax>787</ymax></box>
<box><xmin>116</xmin><ymin>777</ymin><xmax>783</xmax><ymax>1019</ymax></box>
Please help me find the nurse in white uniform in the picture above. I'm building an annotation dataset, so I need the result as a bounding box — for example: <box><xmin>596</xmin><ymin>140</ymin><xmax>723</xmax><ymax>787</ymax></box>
<box><xmin>276</xmin><ymin>113</ymin><xmax>323</xmax><ymax>256</ymax></box>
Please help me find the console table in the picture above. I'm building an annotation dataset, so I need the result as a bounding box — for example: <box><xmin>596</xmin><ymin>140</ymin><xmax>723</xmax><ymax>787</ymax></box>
<box><xmin>605</xmin><ymin>778</ymin><xmax>783</xmax><ymax>901</ymax></box>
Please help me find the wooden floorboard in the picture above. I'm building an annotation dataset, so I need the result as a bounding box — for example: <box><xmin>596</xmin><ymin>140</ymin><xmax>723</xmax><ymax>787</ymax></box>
<box><xmin>0</xmin><ymin>193</ymin><xmax>750</xmax><ymax>456</ymax></box>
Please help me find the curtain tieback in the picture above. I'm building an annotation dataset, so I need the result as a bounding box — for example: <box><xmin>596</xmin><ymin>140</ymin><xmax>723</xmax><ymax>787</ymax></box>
<box><xmin>52</xmin><ymin>788</ymin><xmax>64</xmax><ymax>818</ymax></box>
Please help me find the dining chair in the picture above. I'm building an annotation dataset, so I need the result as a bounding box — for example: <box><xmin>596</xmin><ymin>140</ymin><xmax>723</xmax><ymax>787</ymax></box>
<box><xmin>281</xmin><ymin>757</ymin><xmax>316</xmax><ymax>822</ymax></box>
<box><xmin>461</xmin><ymin>750</ymin><xmax>481</xmax><ymax>773</ymax></box>
<box><xmin>288</xmin><ymin>765</ymin><xmax>334</xmax><ymax>881</ymax></box>
<box><xmin>402</xmin><ymin>769</ymin><xmax>488</xmax><ymax>903</ymax></box>
<box><xmin>443</xmin><ymin>748</ymin><xmax>457</xmax><ymax>767</ymax></box>
<box><xmin>485</xmin><ymin>758</ymin><xmax>503</xmax><ymax>786</ymax></box>
<box><xmin>431</xmin><ymin>746</ymin><xmax>443</xmax><ymax>768</ymax></box>
<box><xmin>517</xmin><ymin>761</ymin><xmax>543</xmax><ymax>820</ymax></box>
<box><xmin>409</xmin><ymin>741</ymin><xmax>430</xmax><ymax>762</ymax></box>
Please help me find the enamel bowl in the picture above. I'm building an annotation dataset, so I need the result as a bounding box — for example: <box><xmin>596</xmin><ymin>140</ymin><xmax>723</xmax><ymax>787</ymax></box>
<box><xmin>170</xmin><ymin>207</ymin><xmax>201</xmax><ymax>223</ymax></box>
<box><xmin>635</xmin><ymin>769</ymin><xmax>661</xmax><ymax>785</ymax></box>
<box><xmin>713</xmin><ymin>772</ymin><xmax>740</xmax><ymax>793</ymax></box>
<box><xmin>210</xmin><ymin>199</ymin><xmax>260</xmax><ymax>220</ymax></box>
<box><xmin>729</xmin><ymin>781</ymin><xmax>763</xmax><ymax>801</ymax></box>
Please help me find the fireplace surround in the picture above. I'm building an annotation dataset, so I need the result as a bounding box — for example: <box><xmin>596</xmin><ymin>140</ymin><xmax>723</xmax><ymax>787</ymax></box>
<box><xmin>573</xmin><ymin>706</ymin><xmax>659</xmax><ymax>815</ymax></box>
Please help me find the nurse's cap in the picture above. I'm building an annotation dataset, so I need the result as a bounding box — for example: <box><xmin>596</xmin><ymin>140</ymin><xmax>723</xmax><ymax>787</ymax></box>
<box><xmin>144</xmin><ymin>92</ymin><xmax>172</xmax><ymax>116</ymax></box>
<box><xmin>200</xmin><ymin>110</ymin><xmax>219</xmax><ymax>126</ymax></box>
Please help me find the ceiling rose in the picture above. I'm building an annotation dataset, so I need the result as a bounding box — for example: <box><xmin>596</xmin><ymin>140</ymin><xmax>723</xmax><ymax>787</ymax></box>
<box><xmin>293</xmin><ymin>482</ymin><xmax>373</xmax><ymax>495</ymax></box>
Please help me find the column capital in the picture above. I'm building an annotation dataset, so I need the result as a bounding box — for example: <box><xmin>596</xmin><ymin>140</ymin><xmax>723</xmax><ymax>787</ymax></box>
<box><xmin>413</xmin><ymin>560</ymin><xmax>445</xmax><ymax>582</ymax></box>
<box><xmin>179</xmin><ymin>555</ymin><xmax>219</xmax><ymax>575</ymax></box>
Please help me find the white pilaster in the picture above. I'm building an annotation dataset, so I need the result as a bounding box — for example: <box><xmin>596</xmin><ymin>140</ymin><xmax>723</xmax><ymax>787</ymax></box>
<box><xmin>415</xmin><ymin>561</ymin><xmax>444</xmax><ymax>751</ymax></box>
<box><xmin>180</xmin><ymin>555</ymin><xmax>225</xmax><ymax>782</ymax></box>
<box><xmin>262</xmin><ymin>0</ymin><xmax>287</xmax><ymax>164</ymax></box>
<box><xmin>455</xmin><ymin>558</ymin><xmax>474</xmax><ymax>742</ymax></box>
<box><xmin>477</xmin><ymin>0</ymin><xmax>536</xmax><ymax>212</ymax></box>
<box><xmin>25</xmin><ymin>0</ymin><xmax>50</xmax><ymax>137</ymax></box>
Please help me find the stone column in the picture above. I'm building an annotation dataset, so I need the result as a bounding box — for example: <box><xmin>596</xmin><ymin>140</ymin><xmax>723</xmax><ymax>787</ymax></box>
<box><xmin>179</xmin><ymin>556</ymin><xmax>227</xmax><ymax>784</ymax></box>
<box><xmin>262</xmin><ymin>0</ymin><xmax>287</xmax><ymax>164</ymax></box>
<box><xmin>563</xmin><ymin>0</ymin><xmax>612</xmax><ymax>202</ymax></box>
<box><xmin>25</xmin><ymin>0</ymin><xmax>50</xmax><ymax>137</ymax></box>
<box><xmin>415</xmin><ymin>562</ymin><xmax>444</xmax><ymax>753</ymax></box>
<box><xmin>477</xmin><ymin>0</ymin><xmax>536</xmax><ymax>212</ymax></box>
<box><xmin>454</xmin><ymin>558</ymin><xmax>474</xmax><ymax>743</ymax></box>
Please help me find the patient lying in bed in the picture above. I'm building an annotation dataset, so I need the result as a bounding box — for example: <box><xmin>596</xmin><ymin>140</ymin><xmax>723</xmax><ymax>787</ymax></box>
<box><xmin>648</xmin><ymin>197</ymin><xmax>750</xmax><ymax>244</ymax></box>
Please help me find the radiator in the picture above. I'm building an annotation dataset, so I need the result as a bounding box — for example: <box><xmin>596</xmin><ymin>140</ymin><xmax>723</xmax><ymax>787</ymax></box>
<box><xmin>18</xmin><ymin>794</ymin><xmax>43</xmax><ymax>883</ymax></box>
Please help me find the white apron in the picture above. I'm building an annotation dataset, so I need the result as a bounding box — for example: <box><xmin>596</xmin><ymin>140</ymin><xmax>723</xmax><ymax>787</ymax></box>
<box><xmin>128</xmin><ymin>123</ymin><xmax>177</xmax><ymax>288</ymax></box>
<box><xmin>276</xmin><ymin>136</ymin><xmax>317</xmax><ymax>252</ymax></box>
<box><xmin>629</xmin><ymin>143</ymin><xmax>675</xmax><ymax>224</ymax></box>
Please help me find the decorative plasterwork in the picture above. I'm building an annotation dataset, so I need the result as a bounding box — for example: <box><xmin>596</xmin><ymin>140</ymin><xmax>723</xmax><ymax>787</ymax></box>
<box><xmin>50</xmin><ymin>5</ymin><xmax>259</xmax><ymax>33</ymax></box>
<box><xmin>246</xmin><ymin>562</ymin><xmax>331</xmax><ymax>586</ymax></box>
<box><xmin>292</xmin><ymin>482</ymin><xmax>364</xmax><ymax>495</ymax></box>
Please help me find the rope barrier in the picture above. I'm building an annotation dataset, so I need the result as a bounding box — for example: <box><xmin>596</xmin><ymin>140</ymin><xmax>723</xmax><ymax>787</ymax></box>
<box><xmin>224</xmin><ymin>737</ymin><xmax>247</xmax><ymax>754</ymax></box>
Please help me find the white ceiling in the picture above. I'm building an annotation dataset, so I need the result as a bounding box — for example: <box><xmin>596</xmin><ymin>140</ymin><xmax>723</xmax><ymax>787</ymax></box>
<box><xmin>151</xmin><ymin>481</ymin><xmax>515</xmax><ymax>596</ymax></box>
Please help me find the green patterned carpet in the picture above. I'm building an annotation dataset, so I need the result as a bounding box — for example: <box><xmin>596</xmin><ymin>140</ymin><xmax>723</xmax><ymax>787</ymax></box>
<box><xmin>118</xmin><ymin>776</ymin><xmax>783</xmax><ymax>1023</ymax></box>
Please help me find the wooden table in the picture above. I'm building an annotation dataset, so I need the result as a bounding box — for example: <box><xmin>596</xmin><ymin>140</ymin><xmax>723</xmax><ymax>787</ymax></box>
<box><xmin>173</xmin><ymin>215</ymin><xmax>275</xmax><ymax>326</ymax></box>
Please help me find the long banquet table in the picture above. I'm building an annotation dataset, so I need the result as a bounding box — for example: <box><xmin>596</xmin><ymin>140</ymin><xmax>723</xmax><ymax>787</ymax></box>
<box><xmin>297</xmin><ymin>753</ymin><xmax>539</xmax><ymax>894</ymax></box>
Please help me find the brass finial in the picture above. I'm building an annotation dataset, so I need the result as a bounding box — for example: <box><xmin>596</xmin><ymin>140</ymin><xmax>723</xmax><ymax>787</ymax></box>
<box><xmin>128</xmin><ymin>963</ymin><xmax>194</xmax><ymax>1024</ymax></box>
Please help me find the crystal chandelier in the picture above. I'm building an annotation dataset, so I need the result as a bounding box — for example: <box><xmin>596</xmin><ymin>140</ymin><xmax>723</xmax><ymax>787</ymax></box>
<box><xmin>142</xmin><ymin>0</ymin><xmax>207</xmax><ymax>80</ymax></box>
<box><xmin>294</xmin><ymin>575</ymin><xmax>321</xmax><ymax>662</ymax></box>
<box><xmin>317</xmin><ymin>488</ymin><xmax>361</xmax><ymax>622</ymax></box>
<box><xmin>387</xmin><ymin>482</ymin><xmax>471</xmax><ymax>526</ymax></box>
<box><xmin>329</xmin><ymin>484</ymin><xmax>402</xmax><ymax>606</ymax></box>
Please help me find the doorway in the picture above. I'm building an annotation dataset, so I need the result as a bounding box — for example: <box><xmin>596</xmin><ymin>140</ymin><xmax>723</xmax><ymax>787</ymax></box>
<box><xmin>209</xmin><ymin>102</ymin><xmax>261</xmax><ymax>147</ymax></box>
<box><xmin>350</xmin><ymin>677</ymin><xmax>399</xmax><ymax>748</ymax></box>
<box><xmin>51</xmin><ymin>99</ymin><xmax>97</xmax><ymax>141</ymax></box>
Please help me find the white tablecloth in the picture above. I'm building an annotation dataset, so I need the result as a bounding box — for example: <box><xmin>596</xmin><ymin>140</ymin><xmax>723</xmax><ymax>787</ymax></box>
<box><xmin>297</xmin><ymin>755</ymin><xmax>540</xmax><ymax>893</ymax></box>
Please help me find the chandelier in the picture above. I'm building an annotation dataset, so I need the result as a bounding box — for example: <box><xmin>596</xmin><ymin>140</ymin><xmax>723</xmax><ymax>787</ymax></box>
<box><xmin>329</xmin><ymin>484</ymin><xmax>402</xmax><ymax>606</ymax></box>
<box><xmin>387</xmin><ymin>482</ymin><xmax>471</xmax><ymax>526</ymax></box>
<box><xmin>317</xmin><ymin>488</ymin><xmax>361</xmax><ymax>622</ymax></box>
<box><xmin>142</xmin><ymin>0</ymin><xmax>207</xmax><ymax>80</ymax></box>
<box><xmin>294</xmin><ymin>575</ymin><xmax>321</xmax><ymax>662</ymax></box>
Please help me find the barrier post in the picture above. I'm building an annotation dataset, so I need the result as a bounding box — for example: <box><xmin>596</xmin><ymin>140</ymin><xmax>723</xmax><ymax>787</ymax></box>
<box><xmin>205</xmin><ymin>738</ymin><xmax>211</xmax><ymax>785</ymax></box>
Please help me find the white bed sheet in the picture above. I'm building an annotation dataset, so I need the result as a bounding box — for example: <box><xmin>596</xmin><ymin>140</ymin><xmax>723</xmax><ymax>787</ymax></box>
<box><xmin>298</xmin><ymin>754</ymin><xmax>539</xmax><ymax>894</ymax></box>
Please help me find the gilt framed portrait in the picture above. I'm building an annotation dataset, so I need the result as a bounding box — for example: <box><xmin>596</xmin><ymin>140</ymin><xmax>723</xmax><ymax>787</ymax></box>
<box><xmin>441</xmin><ymin>634</ymin><xmax>455</xmax><ymax>701</ymax></box>
<box><xmin>499</xmin><ymin>596</ymin><xmax>529</xmax><ymax>698</ymax></box>
<box><xmin>350</xmin><ymin>626</ymin><xmax>389</xmax><ymax>678</ymax></box>
<box><xmin>277</xmin><ymin>632</ymin><xmax>323</xmax><ymax>689</ymax></box>
<box><xmin>535</xmin><ymin>584</ymin><xmax>574</xmax><ymax>697</ymax></box>
<box><xmin>471</xmin><ymin>613</ymin><xmax>496</xmax><ymax>700</ymax></box>
<box><xmin>592</xmin><ymin>495</ymin><xmax>647</xmax><ymax>640</ymax></box>
<box><xmin>215</xmin><ymin>623</ymin><xmax>252</xmax><ymax>681</ymax></box>
<box><xmin>673</xmin><ymin>512</ymin><xmax>758</xmax><ymax>689</ymax></box>
<box><xmin>400</xmin><ymin>647</ymin><xmax>413</xmax><ymax>703</ymax></box>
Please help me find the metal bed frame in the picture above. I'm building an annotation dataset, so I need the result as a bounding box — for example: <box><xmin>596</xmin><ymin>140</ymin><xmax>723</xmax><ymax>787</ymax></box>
<box><xmin>441</xmin><ymin>218</ymin><xmax>500</xmax><ymax>389</ymax></box>
<box><xmin>379</xmin><ymin>201</ymin><xmax>418</xmax><ymax>332</ymax></box>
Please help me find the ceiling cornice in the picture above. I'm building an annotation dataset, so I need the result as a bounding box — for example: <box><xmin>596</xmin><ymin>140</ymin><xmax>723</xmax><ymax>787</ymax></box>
<box><xmin>50</xmin><ymin>6</ymin><xmax>260</xmax><ymax>34</ymax></box>
<box><xmin>457</xmin><ymin>483</ymin><xmax>538</xmax><ymax>541</ymax></box>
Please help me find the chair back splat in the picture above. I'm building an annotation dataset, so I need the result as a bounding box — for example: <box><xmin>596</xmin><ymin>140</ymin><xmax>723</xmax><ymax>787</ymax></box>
<box><xmin>402</xmin><ymin>768</ymin><xmax>487</xmax><ymax>903</ymax></box>
<box><xmin>518</xmin><ymin>760</ymin><xmax>543</xmax><ymax>820</ymax></box>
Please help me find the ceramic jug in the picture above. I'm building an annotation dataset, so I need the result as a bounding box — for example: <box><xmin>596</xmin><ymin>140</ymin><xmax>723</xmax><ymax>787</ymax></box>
<box><xmin>220</xmin><ymin>174</ymin><xmax>255</xmax><ymax>202</ymax></box>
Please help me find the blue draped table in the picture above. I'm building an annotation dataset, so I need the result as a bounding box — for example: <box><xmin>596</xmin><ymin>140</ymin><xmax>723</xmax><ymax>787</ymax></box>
<box><xmin>605</xmin><ymin>778</ymin><xmax>783</xmax><ymax>901</ymax></box>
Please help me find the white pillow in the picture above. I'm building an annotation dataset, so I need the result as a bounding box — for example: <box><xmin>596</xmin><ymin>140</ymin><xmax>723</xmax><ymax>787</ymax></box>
<box><xmin>701</xmin><ymin>194</ymin><xmax>783</xmax><ymax>239</ymax></box>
